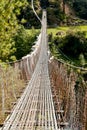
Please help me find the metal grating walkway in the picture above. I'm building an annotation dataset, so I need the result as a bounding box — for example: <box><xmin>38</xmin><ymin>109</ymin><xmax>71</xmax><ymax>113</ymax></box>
<box><xmin>2</xmin><ymin>10</ymin><xmax>58</xmax><ymax>130</ymax></box>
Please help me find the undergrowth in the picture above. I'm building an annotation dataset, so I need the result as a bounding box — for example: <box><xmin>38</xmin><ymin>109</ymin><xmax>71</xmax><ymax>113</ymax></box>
<box><xmin>0</xmin><ymin>64</ymin><xmax>26</xmax><ymax>125</ymax></box>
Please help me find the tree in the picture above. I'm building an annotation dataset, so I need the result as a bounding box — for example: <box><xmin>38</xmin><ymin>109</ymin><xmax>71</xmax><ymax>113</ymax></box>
<box><xmin>40</xmin><ymin>0</ymin><xmax>49</xmax><ymax>9</ymax></box>
<box><xmin>64</xmin><ymin>0</ymin><xmax>87</xmax><ymax>19</ymax></box>
<box><xmin>73</xmin><ymin>0</ymin><xmax>87</xmax><ymax>19</ymax></box>
<box><xmin>13</xmin><ymin>26</ymin><xmax>39</xmax><ymax>60</ymax></box>
<box><xmin>0</xmin><ymin>0</ymin><xmax>27</xmax><ymax>62</ymax></box>
<box><xmin>52</xmin><ymin>31</ymin><xmax>87</xmax><ymax>63</ymax></box>
<box><xmin>63</xmin><ymin>0</ymin><xmax>65</xmax><ymax>14</ymax></box>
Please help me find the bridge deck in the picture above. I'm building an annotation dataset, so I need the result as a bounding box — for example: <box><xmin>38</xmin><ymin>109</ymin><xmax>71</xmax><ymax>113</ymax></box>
<box><xmin>2</xmin><ymin>11</ymin><xmax>58</xmax><ymax>130</ymax></box>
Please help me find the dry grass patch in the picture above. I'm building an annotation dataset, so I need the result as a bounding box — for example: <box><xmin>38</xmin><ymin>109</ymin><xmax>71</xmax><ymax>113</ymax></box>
<box><xmin>0</xmin><ymin>65</ymin><xmax>26</xmax><ymax>125</ymax></box>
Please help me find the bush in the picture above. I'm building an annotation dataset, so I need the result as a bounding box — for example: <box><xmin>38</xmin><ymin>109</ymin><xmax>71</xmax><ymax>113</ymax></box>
<box><xmin>53</xmin><ymin>31</ymin><xmax>87</xmax><ymax>60</ymax></box>
<box><xmin>13</xmin><ymin>26</ymin><xmax>39</xmax><ymax>60</ymax></box>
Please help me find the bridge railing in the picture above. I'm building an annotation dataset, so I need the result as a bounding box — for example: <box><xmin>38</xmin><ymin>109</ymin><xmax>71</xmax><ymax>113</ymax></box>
<box><xmin>49</xmin><ymin>57</ymin><xmax>77</xmax><ymax>129</ymax></box>
<box><xmin>49</xmin><ymin>57</ymin><xmax>87</xmax><ymax>130</ymax></box>
<box><xmin>11</xmin><ymin>33</ymin><xmax>42</xmax><ymax>81</ymax></box>
<box><xmin>0</xmin><ymin>33</ymin><xmax>42</xmax><ymax>125</ymax></box>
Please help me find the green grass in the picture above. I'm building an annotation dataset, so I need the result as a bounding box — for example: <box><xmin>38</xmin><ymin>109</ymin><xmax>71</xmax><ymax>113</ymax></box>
<box><xmin>27</xmin><ymin>25</ymin><xmax>87</xmax><ymax>37</ymax></box>
<box><xmin>26</xmin><ymin>29</ymin><xmax>40</xmax><ymax>35</ymax></box>
<box><xmin>47</xmin><ymin>25</ymin><xmax>87</xmax><ymax>37</ymax></box>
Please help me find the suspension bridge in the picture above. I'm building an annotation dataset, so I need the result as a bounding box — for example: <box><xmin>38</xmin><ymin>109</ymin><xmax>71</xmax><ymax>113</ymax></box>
<box><xmin>1</xmin><ymin>10</ymin><xmax>67</xmax><ymax>130</ymax></box>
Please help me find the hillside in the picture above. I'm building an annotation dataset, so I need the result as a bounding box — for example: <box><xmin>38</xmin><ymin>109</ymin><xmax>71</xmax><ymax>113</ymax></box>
<box><xmin>20</xmin><ymin>0</ymin><xmax>87</xmax><ymax>28</ymax></box>
<box><xmin>0</xmin><ymin>0</ymin><xmax>87</xmax><ymax>62</ymax></box>
<box><xmin>66</xmin><ymin>0</ymin><xmax>87</xmax><ymax>20</ymax></box>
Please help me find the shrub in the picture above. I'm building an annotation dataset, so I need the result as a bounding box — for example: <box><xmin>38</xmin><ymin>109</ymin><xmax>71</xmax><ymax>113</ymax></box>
<box><xmin>53</xmin><ymin>31</ymin><xmax>87</xmax><ymax>60</ymax></box>
<box><xmin>13</xmin><ymin>26</ymin><xmax>39</xmax><ymax>60</ymax></box>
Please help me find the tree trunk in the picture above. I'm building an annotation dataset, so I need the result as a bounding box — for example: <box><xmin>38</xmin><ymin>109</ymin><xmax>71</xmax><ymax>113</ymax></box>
<box><xmin>63</xmin><ymin>0</ymin><xmax>65</xmax><ymax>14</ymax></box>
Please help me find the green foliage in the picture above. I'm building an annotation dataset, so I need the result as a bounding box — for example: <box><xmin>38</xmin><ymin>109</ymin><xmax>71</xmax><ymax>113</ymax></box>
<box><xmin>79</xmin><ymin>53</ymin><xmax>86</xmax><ymax>67</ymax></box>
<box><xmin>16</xmin><ymin>0</ymin><xmax>87</xmax><ymax>28</ymax></box>
<box><xmin>55</xmin><ymin>31</ymin><xmax>87</xmax><ymax>59</ymax></box>
<box><xmin>23</xmin><ymin>0</ymin><xmax>66</xmax><ymax>27</ymax></box>
<box><xmin>73</xmin><ymin>0</ymin><xmax>87</xmax><ymax>20</ymax></box>
<box><xmin>47</xmin><ymin>0</ymin><xmax>65</xmax><ymax>25</ymax></box>
<box><xmin>40</xmin><ymin>0</ymin><xmax>49</xmax><ymax>8</ymax></box>
<box><xmin>13</xmin><ymin>26</ymin><xmax>39</xmax><ymax>60</ymax></box>
<box><xmin>49</xmin><ymin>30</ymin><xmax>87</xmax><ymax>66</ymax></box>
<box><xmin>48</xmin><ymin>26</ymin><xmax>87</xmax><ymax>37</ymax></box>
<box><xmin>19</xmin><ymin>0</ymin><xmax>42</xmax><ymax>28</ymax></box>
<box><xmin>66</xmin><ymin>0</ymin><xmax>87</xmax><ymax>20</ymax></box>
<box><xmin>0</xmin><ymin>0</ymin><xmax>29</xmax><ymax>62</ymax></box>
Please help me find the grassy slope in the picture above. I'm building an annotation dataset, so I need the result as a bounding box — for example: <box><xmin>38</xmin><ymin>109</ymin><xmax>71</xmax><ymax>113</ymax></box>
<box><xmin>26</xmin><ymin>29</ymin><xmax>40</xmax><ymax>35</ymax></box>
<box><xmin>48</xmin><ymin>25</ymin><xmax>87</xmax><ymax>37</ymax></box>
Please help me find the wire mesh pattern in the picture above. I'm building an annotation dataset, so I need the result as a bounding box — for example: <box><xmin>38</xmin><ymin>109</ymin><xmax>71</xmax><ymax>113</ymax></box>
<box><xmin>2</xmin><ymin>10</ymin><xmax>58</xmax><ymax>130</ymax></box>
